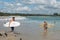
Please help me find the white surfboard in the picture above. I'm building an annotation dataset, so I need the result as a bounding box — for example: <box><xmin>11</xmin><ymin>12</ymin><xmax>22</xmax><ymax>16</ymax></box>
<box><xmin>4</xmin><ymin>21</ymin><xmax>20</xmax><ymax>27</ymax></box>
<box><xmin>40</xmin><ymin>23</ymin><xmax>54</xmax><ymax>28</ymax></box>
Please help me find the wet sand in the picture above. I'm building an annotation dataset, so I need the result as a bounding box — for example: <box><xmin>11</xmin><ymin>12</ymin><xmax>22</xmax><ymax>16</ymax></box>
<box><xmin>0</xmin><ymin>31</ymin><xmax>60</xmax><ymax>40</ymax></box>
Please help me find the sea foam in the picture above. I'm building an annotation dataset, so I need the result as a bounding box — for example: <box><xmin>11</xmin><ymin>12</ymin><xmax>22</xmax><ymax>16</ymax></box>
<box><xmin>0</xmin><ymin>16</ymin><xmax>26</xmax><ymax>20</ymax></box>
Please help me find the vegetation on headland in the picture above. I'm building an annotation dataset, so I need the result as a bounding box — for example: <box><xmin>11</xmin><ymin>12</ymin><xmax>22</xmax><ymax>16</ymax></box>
<box><xmin>0</xmin><ymin>12</ymin><xmax>60</xmax><ymax>16</ymax></box>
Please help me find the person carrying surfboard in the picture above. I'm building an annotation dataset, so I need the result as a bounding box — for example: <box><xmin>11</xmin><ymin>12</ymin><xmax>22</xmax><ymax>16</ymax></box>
<box><xmin>43</xmin><ymin>21</ymin><xmax>48</xmax><ymax>32</ymax></box>
<box><xmin>9</xmin><ymin>17</ymin><xmax>15</xmax><ymax>32</ymax></box>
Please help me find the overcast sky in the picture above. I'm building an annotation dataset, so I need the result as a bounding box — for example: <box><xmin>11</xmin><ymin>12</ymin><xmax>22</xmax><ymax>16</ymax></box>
<box><xmin>0</xmin><ymin>0</ymin><xmax>60</xmax><ymax>14</ymax></box>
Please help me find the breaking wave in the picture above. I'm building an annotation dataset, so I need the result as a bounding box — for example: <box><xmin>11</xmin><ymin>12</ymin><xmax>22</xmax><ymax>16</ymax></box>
<box><xmin>0</xmin><ymin>16</ymin><xmax>26</xmax><ymax>20</ymax></box>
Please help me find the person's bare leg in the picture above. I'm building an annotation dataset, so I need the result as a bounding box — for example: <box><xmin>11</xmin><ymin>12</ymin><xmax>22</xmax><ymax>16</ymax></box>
<box><xmin>44</xmin><ymin>28</ymin><xmax>47</xmax><ymax>32</ymax></box>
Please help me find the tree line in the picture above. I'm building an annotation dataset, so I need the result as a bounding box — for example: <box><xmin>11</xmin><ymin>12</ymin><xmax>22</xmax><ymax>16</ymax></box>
<box><xmin>0</xmin><ymin>12</ymin><xmax>60</xmax><ymax>16</ymax></box>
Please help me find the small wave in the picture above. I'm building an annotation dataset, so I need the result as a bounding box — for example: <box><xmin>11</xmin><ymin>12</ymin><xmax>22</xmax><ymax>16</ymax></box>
<box><xmin>0</xmin><ymin>16</ymin><xmax>26</xmax><ymax>20</ymax></box>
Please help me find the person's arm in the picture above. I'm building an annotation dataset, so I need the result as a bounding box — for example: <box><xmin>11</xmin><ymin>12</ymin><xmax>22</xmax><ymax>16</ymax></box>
<box><xmin>9</xmin><ymin>20</ymin><xmax>11</xmax><ymax>27</ymax></box>
<box><xmin>9</xmin><ymin>21</ymin><xmax>10</xmax><ymax>27</ymax></box>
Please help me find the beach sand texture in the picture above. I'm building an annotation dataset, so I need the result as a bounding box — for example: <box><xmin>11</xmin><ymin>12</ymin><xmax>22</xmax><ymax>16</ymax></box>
<box><xmin>0</xmin><ymin>31</ymin><xmax>21</xmax><ymax>40</ymax></box>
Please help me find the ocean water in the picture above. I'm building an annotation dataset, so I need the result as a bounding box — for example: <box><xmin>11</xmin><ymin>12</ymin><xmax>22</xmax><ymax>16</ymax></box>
<box><xmin>0</xmin><ymin>16</ymin><xmax>60</xmax><ymax>40</ymax></box>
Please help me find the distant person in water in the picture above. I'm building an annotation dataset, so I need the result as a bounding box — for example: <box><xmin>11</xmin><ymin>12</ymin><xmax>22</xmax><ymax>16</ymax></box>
<box><xmin>43</xmin><ymin>21</ymin><xmax>48</xmax><ymax>32</ymax></box>
<box><xmin>9</xmin><ymin>17</ymin><xmax>15</xmax><ymax>32</ymax></box>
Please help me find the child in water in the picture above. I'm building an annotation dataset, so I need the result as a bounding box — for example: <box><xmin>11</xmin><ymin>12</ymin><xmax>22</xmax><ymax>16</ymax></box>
<box><xmin>43</xmin><ymin>21</ymin><xmax>48</xmax><ymax>32</ymax></box>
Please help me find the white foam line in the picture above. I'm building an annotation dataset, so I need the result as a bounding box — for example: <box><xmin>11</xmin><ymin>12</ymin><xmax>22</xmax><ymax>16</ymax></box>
<box><xmin>0</xmin><ymin>16</ymin><xmax>27</xmax><ymax>20</ymax></box>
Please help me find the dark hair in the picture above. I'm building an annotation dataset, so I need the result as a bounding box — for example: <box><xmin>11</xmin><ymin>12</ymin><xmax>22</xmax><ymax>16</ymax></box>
<box><xmin>12</xmin><ymin>17</ymin><xmax>15</xmax><ymax>21</ymax></box>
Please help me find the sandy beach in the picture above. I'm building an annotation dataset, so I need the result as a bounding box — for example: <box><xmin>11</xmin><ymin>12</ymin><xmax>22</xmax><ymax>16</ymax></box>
<box><xmin>0</xmin><ymin>30</ymin><xmax>21</xmax><ymax>40</ymax></box>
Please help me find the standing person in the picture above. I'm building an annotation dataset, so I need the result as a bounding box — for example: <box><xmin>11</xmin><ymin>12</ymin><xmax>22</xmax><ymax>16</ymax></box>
<box><xmin>9</xmin><ymin>17</ymin><xmax>15</xmax><ymax>32</ymax></box>
<box><xmin>43</xmin><ymin>21</ymin><xmax>48</xmax><ymax>32</ymax></box>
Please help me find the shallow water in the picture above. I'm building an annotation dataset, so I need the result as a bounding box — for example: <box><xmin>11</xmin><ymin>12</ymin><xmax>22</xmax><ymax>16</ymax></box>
<box><xmin>0</xmin><ymin>16</ymin><xmax>60</xmax><ymax>40</ymax></box>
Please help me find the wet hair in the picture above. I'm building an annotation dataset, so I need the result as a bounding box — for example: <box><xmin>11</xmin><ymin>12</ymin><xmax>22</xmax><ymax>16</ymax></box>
<box><xmin>12</xmin><ymin>17</ymin><xmax>15</xmax><ymax>21</ymax></box>
<box><xmin>44</xmin><ymin>21</ymin><xmax>47</xmax><ymax>23</ymax></box>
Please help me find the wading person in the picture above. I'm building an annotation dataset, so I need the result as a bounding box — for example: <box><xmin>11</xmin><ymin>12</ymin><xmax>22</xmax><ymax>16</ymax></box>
<box><xmin>43</xmin><ymin>21</ymin><xmax>48</xmax><ymax>32</ymax></box>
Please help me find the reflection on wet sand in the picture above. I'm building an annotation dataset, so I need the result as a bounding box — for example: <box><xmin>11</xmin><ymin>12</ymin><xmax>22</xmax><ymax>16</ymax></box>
<box><xmin>42</xmin><ymin>31</ymin><xmax>48</xmax><ymax>39</ymax></box>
